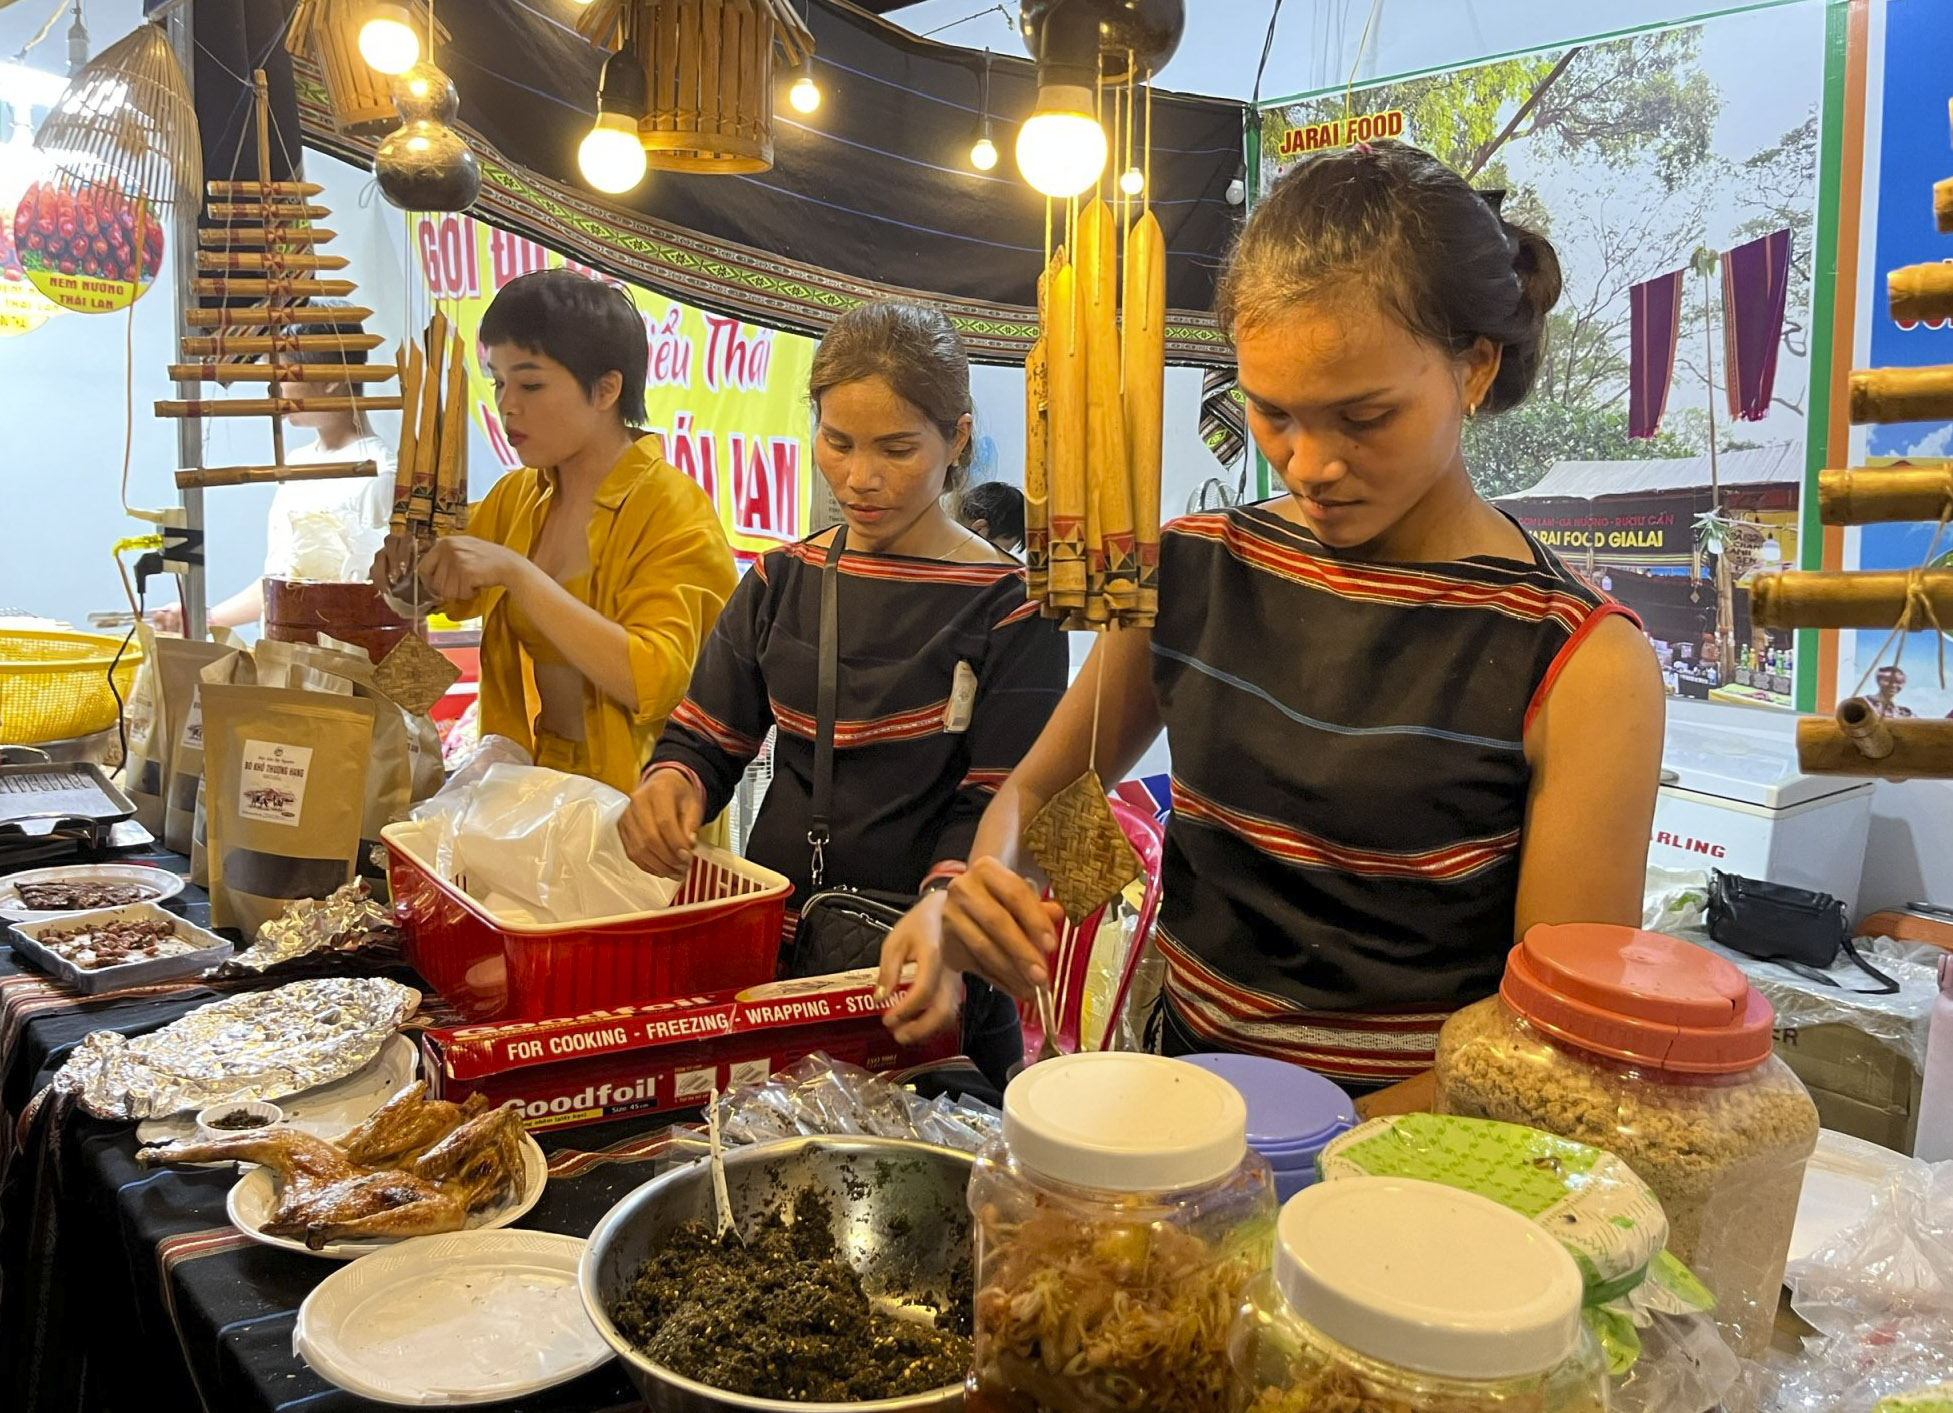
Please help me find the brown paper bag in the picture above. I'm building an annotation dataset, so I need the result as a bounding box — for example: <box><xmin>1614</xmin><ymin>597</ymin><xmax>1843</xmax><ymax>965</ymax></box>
<box><xmin>201</xmin><ymin>684</ymin><xmax>377</xmax><ymax>938</ymax></box>
<box><xmin>187</xmin><ymin>649</ymin><xmax>257</xmax><ymax>887</ymax></box>
<box><xmin>132</xmin><ymin>635</ymin><xmax>233</xmax><ymax>843</ymax></box>
<box><xmin>118</xmin><ymin>622</ymin><xmax>165</xmax><ymax>833</ymax></box>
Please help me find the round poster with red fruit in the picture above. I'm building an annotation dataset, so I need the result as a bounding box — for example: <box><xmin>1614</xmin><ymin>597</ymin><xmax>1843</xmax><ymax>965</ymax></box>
<box><xmin>12</xmin><ymin>175</ymin><xmax>165</xmax><ymax>315</ymax></box>
<box><xmin>0</xmin><ymin>162</ymin><xmax>63</xmax><ymax>337</ymax></box>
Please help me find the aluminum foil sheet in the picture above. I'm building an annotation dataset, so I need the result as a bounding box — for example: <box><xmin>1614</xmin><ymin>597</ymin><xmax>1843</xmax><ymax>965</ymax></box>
<box><xmin>53</xmin><ymin>976</ymin><xmax>420</xmax><ymax>1120</ymax></box>
<box><xmin>211</xmin><ymin>881</ymin><xmax>400</xmax><ymax>979</ymax></box>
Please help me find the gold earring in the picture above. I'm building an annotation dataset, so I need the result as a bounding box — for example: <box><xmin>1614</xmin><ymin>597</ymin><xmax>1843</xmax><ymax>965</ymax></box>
<box><xmin>1466</xmin><ymin>401</ymin><xmax>1479</xmax><ymax>421</ymax></box>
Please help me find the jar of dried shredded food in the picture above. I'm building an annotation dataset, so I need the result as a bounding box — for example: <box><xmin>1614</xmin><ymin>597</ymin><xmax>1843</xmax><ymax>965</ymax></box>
<box><xmin>967</xmin><ymin>1052</ymin><xmax>1276</xmax><ymax>1413</ymax></box>
<box><xmin>1231</xmin><ymin>1177</ymin><xmax>1609</xmax><ymax>1413</ymax></box>
<box><xmin>1433</xmin><ymin>923</ymin><xmax>1820</xmax><ymax>1359</ymax></box>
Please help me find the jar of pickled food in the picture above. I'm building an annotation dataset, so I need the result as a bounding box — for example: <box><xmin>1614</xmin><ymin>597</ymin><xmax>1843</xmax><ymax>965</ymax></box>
<box><xmin>1231</xmin><ymin>1176</ymin><xmax>1610</xmax><ymax>1413</ymax></box>
<box><xmin>1434</xmin><ymin>923</ymin><xmax>1819</xmax><ymax>1358</ymax></box>
<box><xmin>967</xmin><ymin>1051</ymin><xmax>1276</xmax><ymax>1413</ymax></box>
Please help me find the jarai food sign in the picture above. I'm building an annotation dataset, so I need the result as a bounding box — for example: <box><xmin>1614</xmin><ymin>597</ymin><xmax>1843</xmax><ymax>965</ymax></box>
<box><xmin>1275</xmin><ymin>109</ymin><xmax>1409</xmax><ymax>160</ymax></box>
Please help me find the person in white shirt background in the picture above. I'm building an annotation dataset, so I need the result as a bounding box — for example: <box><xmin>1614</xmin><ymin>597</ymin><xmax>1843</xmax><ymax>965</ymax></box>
<box><xmin>151</xmin><ymin>305</ymin><xmax>396</xmax><ymax>633</ymax></box>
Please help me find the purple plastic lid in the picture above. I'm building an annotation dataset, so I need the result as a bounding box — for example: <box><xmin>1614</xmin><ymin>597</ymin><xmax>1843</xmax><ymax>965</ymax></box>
<box><xmin>1175</xmin><ymin>1053</ymin><xmax>1358</xmax><ymax>1153</ymax></box>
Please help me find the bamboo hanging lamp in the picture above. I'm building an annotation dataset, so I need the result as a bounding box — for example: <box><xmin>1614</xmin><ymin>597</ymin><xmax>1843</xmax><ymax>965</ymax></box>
<box><xmin>287</xmin><ymin>0</ymin><xmax>451</xmax><ymax>135</ymax></box>
<box><xmin>155</xmin><ymin>72</ymin><xmax>400</xmax><ymax>492</ymax></box>
<box><xmin>33</xmin><ymin>22</ymin><xmax>201</xmax><ymax>213</ymax></box>
<box><xmin>1753</xmin><ymin>90</ymin><xmax>1953</xmax><ymax>780</ymax></box>
<box><xmin>575</xmin><ymin>0</ymin><xmax>815</xmax><ymax>174</ymax></box>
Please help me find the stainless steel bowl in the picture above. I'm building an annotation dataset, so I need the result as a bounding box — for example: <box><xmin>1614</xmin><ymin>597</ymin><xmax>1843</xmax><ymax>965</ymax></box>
<box><xmin>579</xmin><ymin>1135</ymin><xmax>975</xmax><ymax>1412</ymax></box>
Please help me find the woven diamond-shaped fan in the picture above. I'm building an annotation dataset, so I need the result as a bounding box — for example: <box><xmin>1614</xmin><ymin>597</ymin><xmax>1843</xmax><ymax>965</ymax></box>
<box><xmin>1024</xmin><ymin>770</ymin><xmax>1141</xmax><ymax>925</ymax></box>
<box><xmin>34</xmin><ymin>22</ymin><xmax>201</xmax><ymax>212</ymax></box>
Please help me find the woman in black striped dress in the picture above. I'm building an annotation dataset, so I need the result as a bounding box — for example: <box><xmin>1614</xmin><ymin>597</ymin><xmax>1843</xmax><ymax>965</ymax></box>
<box><xmin>881</xmin><ymin>144</ymin><xmax>1665</xmax><ymax>1092</ymax></box>
<box><xmin>620</xmin><ymin>301</ymin><xmax>1068</xmax><ymax>1084</ymax></box>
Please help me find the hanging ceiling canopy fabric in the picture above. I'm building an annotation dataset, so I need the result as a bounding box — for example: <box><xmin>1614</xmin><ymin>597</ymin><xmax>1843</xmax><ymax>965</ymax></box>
<box><xmin>185</xmin><ymin>0</ymin><xmax>1246</xmax><ymax>365</ymax></box>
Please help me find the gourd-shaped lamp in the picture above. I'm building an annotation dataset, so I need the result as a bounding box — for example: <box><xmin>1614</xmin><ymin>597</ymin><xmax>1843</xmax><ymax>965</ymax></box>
<box><xmin>374</xmin><ymin>61</ymin><xmax>480</xmax><ymax>212</ymax></box>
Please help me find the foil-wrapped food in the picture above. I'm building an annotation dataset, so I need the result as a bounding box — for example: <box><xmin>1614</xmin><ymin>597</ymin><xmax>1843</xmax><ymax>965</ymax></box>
<box><xmin>53</xmin><ymin>976</ymin><xmax>420</xmax><ymax>1120</ymax></box>
<box><xmin>206</xmin><ymin>881</ymin><xmax>404</xmax><ymax>982</ymax></box>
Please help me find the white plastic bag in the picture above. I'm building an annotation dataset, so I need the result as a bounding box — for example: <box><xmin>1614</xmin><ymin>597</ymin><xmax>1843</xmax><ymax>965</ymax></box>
<box><xmin>411</xmin><ymin>763</ymin><xmax>677</xmax><ymax>922</ymax></box>
<box><xmin>287</xmin><ymin>509</ymin><xmax>384</xmax><ymax>583</ymax></box>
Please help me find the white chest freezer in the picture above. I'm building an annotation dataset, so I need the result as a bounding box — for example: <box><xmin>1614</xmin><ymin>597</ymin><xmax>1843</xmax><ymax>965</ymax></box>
<box><xmin>1653</xmin><ymin>700</ymin><xmax>1875</xmax><ymax>916</ymax></box>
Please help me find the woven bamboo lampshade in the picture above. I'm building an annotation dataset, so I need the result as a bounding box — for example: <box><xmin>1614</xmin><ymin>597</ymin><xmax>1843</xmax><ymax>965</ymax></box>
<box><xmin>33</xmin><ymin>22</ymin><xmax>201</xmax><ymax>212</ymax></box>
<box><xmin>288</xmin><ymin>0</ymin><xmax>453</xmax><ymax>135</ymax></box>
<box><xmin>576</xmin><ymin>0</ymin><xmax>815</xmax><ymax>174</ymax></box>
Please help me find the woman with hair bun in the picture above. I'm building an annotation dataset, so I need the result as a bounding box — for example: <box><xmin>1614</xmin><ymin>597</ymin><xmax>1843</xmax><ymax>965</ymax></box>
<box><xmin>880</xmin><ymin>142</ymin><xmax>1664</xmax><ymax>1092</ymax></box>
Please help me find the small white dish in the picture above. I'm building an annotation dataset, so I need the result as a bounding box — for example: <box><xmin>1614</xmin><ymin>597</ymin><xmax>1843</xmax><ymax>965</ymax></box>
<box><xmin>197</xmin><ymin>1099</ymin><xmax>284</xmax><ymax>1139</ymax></box>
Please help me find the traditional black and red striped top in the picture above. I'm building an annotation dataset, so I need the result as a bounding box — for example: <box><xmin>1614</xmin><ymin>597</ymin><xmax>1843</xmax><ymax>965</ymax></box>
<box><xmin>651</xmin><ymin>535</ymin><xmax>1069</xmax><ymax>910</ymax></box>
<box><xmin>1150</xmin><ymin>504</ymin><xmax>1632</xmax><ymax>1084</ymax></box>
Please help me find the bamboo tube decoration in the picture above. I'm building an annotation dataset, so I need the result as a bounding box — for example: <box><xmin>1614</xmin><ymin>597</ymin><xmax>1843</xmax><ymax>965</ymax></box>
<box><xmin>1798</xmin><ymin>715</ymin><xmax>1953</xmax><ymax>780</ymax></box>
<box><xmin>1818</xmin><ymin>466</ymin><xmax>1953</xmax><ymax>525</ymax></box>
<box><xmin>1849</xmin><ymin>366</ymin><xmax>1953</xmax><ymax>425</ymax></box>
<box><xmin>175</xmin><ymin>461</ymin><xmax>376</xmax><ymax>490</ymax></box>
<box><xmin>155</xmin><ymin>395</ymin><xmax>403</xmax><ymax>419</ymax></box>
<box><xmin>185</xmin><ymin>304</ymin><xmax>376</xmax><ymax>328</ymax></box>
<box><xmin>199</xmin><ymin>227</ymin><xmax>338</xmax><ymax>249</ymax></box>
<box><xmin>391</xmin><ymin>341</ymin><xmax>424</xmax><ymax>536</ymax></box>
<box><xmin>1834</xmin><ymin>697</ymin><xmax>1896</xmax><ymax>761</ymax></box>
<box><xmin>195</xmin><ymin>251</ymin><xmax>350</xmax><ymax>273</ymax></box>
<box><xmin>409</xmin><ymin>315</ymin><xmax>449</xmax><ymax>531</ymax></box>
<box><xmin>1123</xmin><ymin>209</ymin><xmax>1167</xmax><ymax>627</ymax></box>
<box><xmin>206</xmin><ymin>180</ymin><xmax>323</xmax><ymax>197</ymax></box>
<box><xmin>204</xmin><ymin>202</ymin><xmax>331</xmax><ymax>222</ymax></box>
<box><xmin>1024</xmin><ymin>274</ymin><xmax>1051</xmax><ymax>603</ymax></box>
<box><xmin>1890</xmin><ymin>263</ymin><xmax>1953</xmax><ymax>325</ymax></box>
<box><xmin>168</xmin><ymin>362</ymin><xmax>398</xmax><ymax>384</ymax></box>
<box><xmin>1046</xmin><ymin>248</ymin><xmax>1088</xmax><ymax>613</ymax></box>
<box><xmin>191</xmin><ymin>277</ymin><xmax>355</xmax><ymax>300</ymax></box>
<box><xmin>1079</xmin><ymin>200</ymin><xmax>1135</xmax><ymax>619</ymax></box>
<box><xmin>1752</xmin><ymin>569</ymin><xmax>1953</xmax><ymax>629</ymax></box>
<box><xmin>179</xmin><ymin>332</ymin><xmax>385</xmax><ymax>358</ymax></box>
<box><xmin>433</xmin><ymin>332</ymin><xmax>470</xmax><ymax>534</ymax></box>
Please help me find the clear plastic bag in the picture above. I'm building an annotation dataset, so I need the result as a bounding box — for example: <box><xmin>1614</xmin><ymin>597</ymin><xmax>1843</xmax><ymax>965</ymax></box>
<box><xmin>287</xmin><ymin>510</ymin><xmax>384</xmax><ymax>584</ymax></box>
<box><xmin>708</xmin><ymin>1053</ymin><xmax>1001</xmax><ymax>1154</ymax></box>
<box><xmin>408</xmin><ymin>763</ymin><xmax>676</xmax><ymax>922</ymax></box>
<box><xmin>1760</xmin><ymin>1158</ymin><xmax>1953</xmax><ymax>1411</ymax></box>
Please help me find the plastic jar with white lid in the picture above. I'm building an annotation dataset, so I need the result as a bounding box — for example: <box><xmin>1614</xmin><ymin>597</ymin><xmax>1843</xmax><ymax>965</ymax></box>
<box><xmin>1230</xmin><ymin>1176</ymin><xmax>1609</xmax><ymax>1413</ymax></box>
<box><xmin>966</xmin><ymin>1051</ymin><xmax>1276</xmax><ymax>1413</ymax></box>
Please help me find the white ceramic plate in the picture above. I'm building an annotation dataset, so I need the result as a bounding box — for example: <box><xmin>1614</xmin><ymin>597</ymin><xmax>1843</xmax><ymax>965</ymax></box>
<box><xmin>294</xmin><ymin>1230</ymin><xmax>609</xmax><ymax>1406</ymax></box>
<box><xmin>137</xmin><ymin>1033</ymin><xmax>422</xmax><ymax>1148</ymax></box>
<box><xmin>0</xmin><ymin>863</ymin><xmax>185</xmax><ymax>923</ymax></box>
<box><xmin>227</xmin><ymin>1130</ymin><xmax>548</xmax><ymax>1261</ymax></box>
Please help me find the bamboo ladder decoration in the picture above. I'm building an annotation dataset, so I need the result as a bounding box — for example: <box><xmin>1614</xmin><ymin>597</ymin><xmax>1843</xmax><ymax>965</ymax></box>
<box><xmin>155</xmin><ymin>71</ymin><xmax>401</xmax><ymax>491</ymax></box>
<box><xmin>1752</xmin><ymin>96</ymin><xmax>1953</xmax><ymax>779</ymax></box>
<box><xmin>575</xmin><ymin>0</ymin><xmax>815</xmax><ymax>174</ymax></box>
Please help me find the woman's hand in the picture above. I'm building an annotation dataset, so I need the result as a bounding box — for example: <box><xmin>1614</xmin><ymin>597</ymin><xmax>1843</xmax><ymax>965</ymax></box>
<box><xmin>620</xmin><ymin>767</ymin><xmax>704</xmax><ymax>879</ymax></box>
<box><xmin>879</xmin><ymin>892</ymin><xmax>964</xmax><ymax>1046</ymax></box>
<box><xmin>418</xmin><ymin>536</ymin><xmax>532</xmax><ymax>602</ymax></box>
<box><xmin>370</xmin><ymin>531</ymin><xmax>417</xmax><ymax>595</ymax></box>
<box><xmin>147</xmin><ymin>603</ymin><xmax>183</xmax><ymax>634</ymax></box>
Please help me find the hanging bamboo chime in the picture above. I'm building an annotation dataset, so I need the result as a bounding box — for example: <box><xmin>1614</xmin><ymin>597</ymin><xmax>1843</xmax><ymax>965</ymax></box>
<box><xmin>574</xmin><ymin>0</ymin><xmax>815</xmax><ymax>174</ymax></box>
<box><xmin>389</xmin><ymin>310</ymin><xmax>470</xmax><ymax>547</ymax></box>
<box><xmin>155</xmin><ymin>72</ymin><xmax>400</xmax><ymax>491</ymax></box>
<box><xmin>1752</xmin><ymin>94</ymin><xmax>1953</xmax><ymax>780</ymax></box>
<box><xmin>287</xmin><ymin>0</ymin><xmax>452</xmax><ymax>134</ymax></box>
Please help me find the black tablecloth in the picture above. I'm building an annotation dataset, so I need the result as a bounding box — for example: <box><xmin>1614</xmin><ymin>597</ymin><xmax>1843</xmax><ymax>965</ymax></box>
<box><xmin>0</xmin><ymin>851</ymin><xmax>677</xmax><ymax>1413</ymax></box>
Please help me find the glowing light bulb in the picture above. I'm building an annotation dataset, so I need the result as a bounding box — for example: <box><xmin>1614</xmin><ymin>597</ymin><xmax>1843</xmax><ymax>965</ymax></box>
<box><xmin>357</xmin><ymin>5</ymin><xmax>420</xmax><ymax>76</ymax></box>
<box><xmin>789</xmin><ymin>71</ymin><xmax>821</xmax><ymax>114</ymax></box>
<box><xmin>971</xmin><ymin>135</ymin><xmax>999</xmax><ymax>171</ymax></box>
<box><xmin>578</xmin><ymin>113</ymin><xmax>647</xmax><ymax>194</ymax></box>
<box><xmin>1015</xmin><ymin>87</ymin><xmax>1106</xmax><ymax>198</ymax></box>
<box><xmin>1119</xmin><ymin>165</ymin><xmax>1144</xmax><ymax>196</ymax></box>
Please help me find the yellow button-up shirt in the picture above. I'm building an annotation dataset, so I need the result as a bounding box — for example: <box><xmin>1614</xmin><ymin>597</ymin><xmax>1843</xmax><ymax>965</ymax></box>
<box><xmin>444</xmin><ymin>436</ymin><xmax>737</xmax><ymax>794</ymax></box>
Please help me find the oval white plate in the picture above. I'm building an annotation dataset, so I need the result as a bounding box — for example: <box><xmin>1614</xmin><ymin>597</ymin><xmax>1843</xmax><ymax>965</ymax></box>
<box><xmin>295</xmin><ymin>1229</ymin><xmax>609</xmax><ymax>1406</ymax></box>
<box><xmin>0</xmin><ymin>864</ymin><xmax>185</xmax><ymax>923</ymax></box>
<box><xmin>227</xmin><ymin>1130</ymin><xmax>548</xmax><ymax>1261</ymax></box>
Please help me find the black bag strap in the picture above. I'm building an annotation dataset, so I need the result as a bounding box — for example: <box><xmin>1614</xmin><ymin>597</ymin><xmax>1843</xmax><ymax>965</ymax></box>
<box><xmin>807</xmin><ymin>527</ymin><xmax>846</xmax><ymax>888</ymax></box>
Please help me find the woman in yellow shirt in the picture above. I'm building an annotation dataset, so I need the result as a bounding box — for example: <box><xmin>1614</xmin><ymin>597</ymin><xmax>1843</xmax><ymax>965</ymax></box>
<box><xmin>375</xmin><ymin>270</ymin><xmax>737</xmax><ymax>793</ymax></box>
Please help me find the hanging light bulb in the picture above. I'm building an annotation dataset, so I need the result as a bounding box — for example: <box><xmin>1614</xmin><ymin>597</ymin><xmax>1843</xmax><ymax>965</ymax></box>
<box><xmin>788</xmin><ymin>59</ymin><xmax>821</xmax><ymax>114</ymax></box>
<box><xmin>1119</xmin><ymin>165</ymin><xmax>1144</xmax><ymax>196</ymax></box>
<box><xmin>578</xmin><ymin>47</ymin><xmax>647</xmax><ymax>194</ymax></box>
<box><xmin>1016</xmin><ymin>83</ymin><xmax>1105</xmax><ymax>198</ymax></box>
<box><xmin>968</xmin><ymin>49</ymin><xmax>998</xmax><ymax>171</ymax></box>
<box><xmin>358</xmin><ymin>3</ymin><xmax>421</xmax><ymax>76</ymax></box>
<box><xmin>971</xmin><ymin>134</ymin><xmax>999</xmax><ymax>171</ymax></box>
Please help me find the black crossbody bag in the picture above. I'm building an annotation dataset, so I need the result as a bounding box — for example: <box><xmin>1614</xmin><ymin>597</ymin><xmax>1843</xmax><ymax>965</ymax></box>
<box><xmin>784</xmin><ymin>528</ymin><xmax>922</xmax><ymax>977</ymax></box>
<box><xmin>1707</xmin><ymin>869</ymin><xmax>1898</xmax><ymax>994</ymax></box>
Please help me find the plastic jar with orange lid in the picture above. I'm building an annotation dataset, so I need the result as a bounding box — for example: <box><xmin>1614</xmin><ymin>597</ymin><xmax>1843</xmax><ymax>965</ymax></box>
<box><xmin>1433</xmin><ymin>923</ymin><xmax>1819</xmax><ymax>1359</ymax></box>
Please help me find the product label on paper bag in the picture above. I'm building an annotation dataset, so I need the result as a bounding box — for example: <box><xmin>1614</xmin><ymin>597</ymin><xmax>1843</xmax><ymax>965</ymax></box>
<box><xmin>178</xmin><ymin>689</ymin><xmax>204</xmax><ymax>753</ymax></box>
<box><xmin>237</xmin><ymin>740</ymin><xmax>312</xmax><ymax>825</ymax></box>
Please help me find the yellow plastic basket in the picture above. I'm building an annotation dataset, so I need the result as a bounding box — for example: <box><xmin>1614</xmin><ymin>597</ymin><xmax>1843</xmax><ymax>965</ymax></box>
<box><xmin>0</xmin><ymin>630</ymin><xmax>147</xmax><ymax>746</ymax></box>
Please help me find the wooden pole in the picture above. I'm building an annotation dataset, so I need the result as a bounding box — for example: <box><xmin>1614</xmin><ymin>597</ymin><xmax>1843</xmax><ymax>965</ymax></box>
<box><xmin>175</xmin><ymin>461</ymin><xmax>378</xmax><ymax>490</ymax></box>
<box><xmin>1889</xmin><ymin>263</ymin><xmax>1953</xmax><ymax>325</ymax></box>
<box><xmin>168</xmin><ymin>362</ymin><xmax>398</xmax><ymax>383</ymax></box>
<box><xmin>1798</xmin><ymin>716</ymin><xmax>1953</xmax><ymax>779</ymax></box>
<box><xmin>1818</xmin><ymin>466</ymin><xmax>1953</xmax><ymax>525</ymax></box>
<box><xmin>253</xmin><ymin>68</ymin><xmax>287</xmax><ymax>471</ymax></box>
<box><xmin>1850</xmin><ymin>366</ymin><xmax>1953</xmax><ymax>425</ymax></box>
<box><xmin>155</xmin><ymin>395</ymin><xmax>405</xmax><ymax>418</ymax></box>
<box><xmin>1752</xmin><ymin>568</ymin><xmax>1953</xmax><ymax>628</ymax></box>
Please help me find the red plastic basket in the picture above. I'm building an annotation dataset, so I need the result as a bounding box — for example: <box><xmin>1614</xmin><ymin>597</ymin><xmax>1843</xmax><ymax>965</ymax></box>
<box><xmin>382</xmin><ymin>821</ymin><xmax>791</xmax><ymax>1021</ymax></box>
